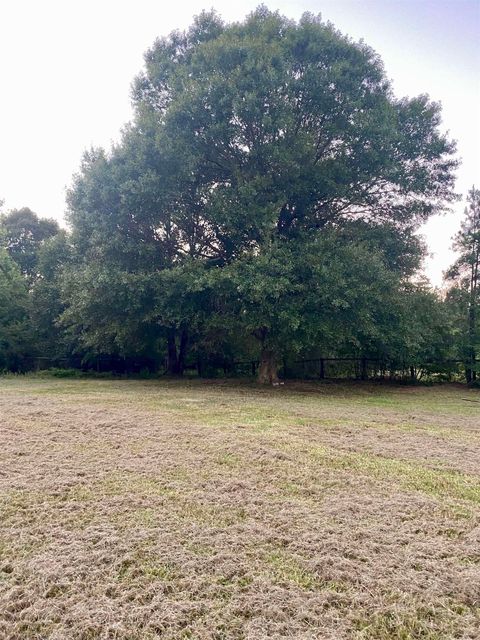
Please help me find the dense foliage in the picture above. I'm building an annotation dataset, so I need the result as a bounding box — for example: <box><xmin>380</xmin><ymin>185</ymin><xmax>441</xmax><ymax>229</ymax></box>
<box><xmin>0</xmin><ymin>246</ymin><xmax>31</xmax><ymax>370</ymax></box>
<box><xmin>0</xmin><ymin>9</ymin><xmax>475</xmax><ymax>382</ymax></box>
<box><xmin>445</xmin><ymin>187</ymin><xmax>480</xmax><ymax>382</ymax></box>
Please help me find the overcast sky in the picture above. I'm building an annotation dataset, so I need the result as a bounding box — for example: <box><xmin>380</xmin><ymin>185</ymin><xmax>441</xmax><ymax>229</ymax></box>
<box><xmin>0</xmin><ymin>0</ymin><xmax>479</xmax><ymax>285</ymax></box>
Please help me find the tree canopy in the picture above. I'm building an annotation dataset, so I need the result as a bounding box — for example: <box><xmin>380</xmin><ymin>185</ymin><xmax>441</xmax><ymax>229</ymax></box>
<box><xmin>1</xmin><ymin>8</ymin><xmax>470</xmax><ymax>383</ymax></box>
<box><xmin>63</xmin><ymin>8</ymin><xmax>457</xmax><ymax>381</ymax></box>
<box><xmin>0</xmin><ymin>208</ymin><xmax>59</xmax><ymax>282</ymax></box>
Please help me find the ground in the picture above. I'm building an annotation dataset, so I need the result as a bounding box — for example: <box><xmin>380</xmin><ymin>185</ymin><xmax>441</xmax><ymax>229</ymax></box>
<box><xmin>0</xmin><ymin>377</ymin><xmax>479</xmax><ymax>640</ymax></box>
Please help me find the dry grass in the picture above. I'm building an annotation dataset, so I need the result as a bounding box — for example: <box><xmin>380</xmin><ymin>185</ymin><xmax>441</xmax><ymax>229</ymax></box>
<box><xmin>0</xmin><ymin>377</ymin><xmax>479</xmax><ymax>639</ymax></box>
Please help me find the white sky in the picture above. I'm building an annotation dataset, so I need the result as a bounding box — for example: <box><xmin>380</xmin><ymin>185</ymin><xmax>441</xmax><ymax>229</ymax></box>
<box><xmin>0</xmin><ymin>0</ymin><xmax>479</xmax><ymax>286</ymax></box>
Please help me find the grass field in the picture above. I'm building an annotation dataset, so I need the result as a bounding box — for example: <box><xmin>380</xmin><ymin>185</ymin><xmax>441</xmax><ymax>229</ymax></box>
<box><xmin>0</xmin><ymin>377</ymin><xmax>479</xmax><ymax>639</ymax></box>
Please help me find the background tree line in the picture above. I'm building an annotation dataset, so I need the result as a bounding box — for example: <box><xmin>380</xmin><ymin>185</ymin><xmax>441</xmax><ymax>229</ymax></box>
<box><xmin>0</xmin><ymin>8</ymin><xmax>478</xmax><ymax>383</ymax></box>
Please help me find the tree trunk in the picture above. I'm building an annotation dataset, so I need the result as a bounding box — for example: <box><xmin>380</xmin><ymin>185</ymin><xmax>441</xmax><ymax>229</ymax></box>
<box><xmin>257</xmin><ymin>349</ymin><xmax>279</xmax><ymax>384</ymax></box>
<box><xmin>166</xmin><ymin>328</ymin><xmax>179</xmax><ymax>375</ymax></box>
<box><xmin>466</xmin><ymin>366</ymin><xmax>473</xmax><ymax>384</ymax></box>
<box><xmin>319</xmin><ymin>358</ymin><xmax>325</xmax><ymax>379</ymax></box>
<box><xmin>468</xmin><ymin>291</ymin><xmax>476</xmax><ymax>382</ymax></box>
<box><xmin>361</xmin><ymin>357</ymin><xmax>368</xmax><ymax>381</ymax></box>
<box><xmin>467</xmin><ymin>251</ymin><xmax>478</xmax><ymax>382</ymax></box>
<box><xmin>177</xmin><ymin>327</ymin><xmax>188</xmax><ymax>376</ymax></box>
<box><xmin>166</xmin><ymin>327</ymin><xmax>188</xmax><ymax>376</ymax></box>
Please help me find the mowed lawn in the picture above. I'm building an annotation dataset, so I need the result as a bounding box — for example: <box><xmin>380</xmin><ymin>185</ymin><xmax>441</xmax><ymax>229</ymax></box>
<box><xmin>0</xmin><ymin>378</ymin><xmax>479</xmax><ymax>640</ymax></box>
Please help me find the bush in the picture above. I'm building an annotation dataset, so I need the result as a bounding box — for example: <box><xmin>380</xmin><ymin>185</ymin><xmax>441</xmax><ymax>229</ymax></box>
<box><xmin>35</xmin><ymin>367</ymin><xmax>83</xmax><ymax>378</ymax></box>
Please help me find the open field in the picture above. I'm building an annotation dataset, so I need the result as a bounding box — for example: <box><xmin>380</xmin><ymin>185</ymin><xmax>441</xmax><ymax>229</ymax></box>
<box><xmin>0</xmin><ymin>378</ymin><xmax>479</xmax><ymax>639</ymax></box>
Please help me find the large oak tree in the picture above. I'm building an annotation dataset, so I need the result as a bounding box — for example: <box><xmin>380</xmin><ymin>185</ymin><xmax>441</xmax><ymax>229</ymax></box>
<box><xmin>65</xmin><ymin>8</ymin><xmax>457</xmax><ymax>381</ymax></box>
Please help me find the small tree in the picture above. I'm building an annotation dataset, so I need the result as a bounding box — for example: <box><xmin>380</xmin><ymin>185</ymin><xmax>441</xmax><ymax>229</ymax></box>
<box><xmin>445</xmin><ymin>187</ymin><xmax>480</xmax><ymax>382</ymax></box>
<box><xmin>30</xmin><ymin>231</ymin><xmax>72</xmax><ymax>359</ymax></box>
<box><xmin>0</xmin><ymin>208</ymin><xmax>59</xmax><ymax>282</ymax></box>
<box><xmin>0</xmin><ymin>247</ymin><xmax>31</xmax><ymax>370</ymax></box>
